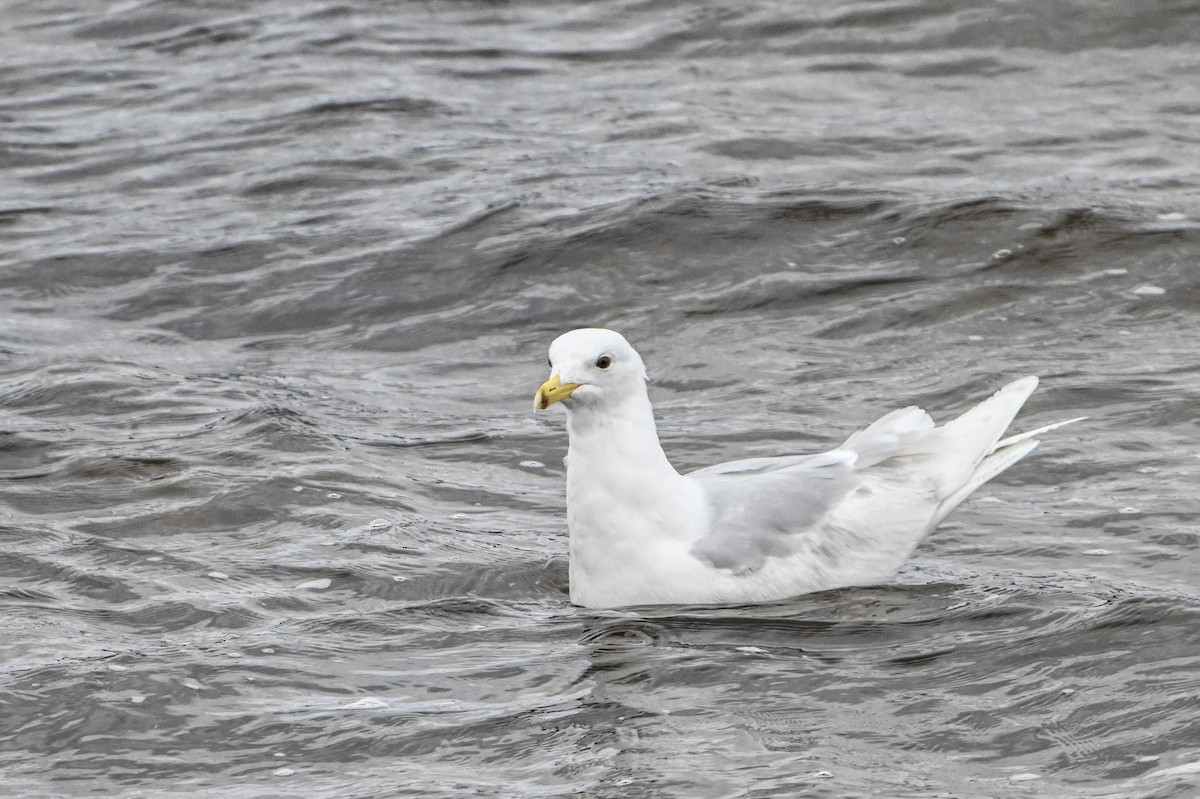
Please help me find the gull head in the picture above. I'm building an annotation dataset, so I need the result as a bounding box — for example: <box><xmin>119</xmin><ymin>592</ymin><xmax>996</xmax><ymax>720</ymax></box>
<box><xmin>534</xmin><ymin>328</ymin><xmax>648</xmax><ymax>412</ymax></box>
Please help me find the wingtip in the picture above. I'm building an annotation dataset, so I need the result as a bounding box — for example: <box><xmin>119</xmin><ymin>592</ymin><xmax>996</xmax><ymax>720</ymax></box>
<box><xmin>994</xmin><ymin>415</ymin><xmax>1087</xmax><ymax>449</ymax></box>
<box><xmin>1001</xmin><ymin>374</ymin><xmax>1039</xmax><ymax>397</ymax></box>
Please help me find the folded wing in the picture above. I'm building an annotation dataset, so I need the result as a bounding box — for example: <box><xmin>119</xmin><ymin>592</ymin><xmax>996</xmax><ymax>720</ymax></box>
<box><xmin>685</xmin><ymin>376</ymin><xmax>1076</xmax><ymax>585</ymax></box>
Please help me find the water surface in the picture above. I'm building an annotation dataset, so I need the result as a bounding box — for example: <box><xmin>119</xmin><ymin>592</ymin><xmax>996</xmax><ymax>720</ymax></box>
<box><xmin>2</xmin><ymin>1</ymin><xmax>1199</xmax><ymax>797</ymax></box>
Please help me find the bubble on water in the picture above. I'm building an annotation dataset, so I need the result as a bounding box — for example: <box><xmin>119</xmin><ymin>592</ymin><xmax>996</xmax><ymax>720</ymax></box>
<box><xmin>1104</xmin><ymin>268</ymin><xmax>1129</xmax><ymax>275</ymax></box>
<box><xmin>343</xmin><ymin>697</ymin><xmax>389</xmax><ymax>710</ymax></box>
<box><xmin>146</xmin><ymin>556</ymin><xmax>163</xmax><ymax>562</ymax></box>
<box><xmin>130</xmin><ymin>695</ymin><xmax>146</xmax><ymax>704</ymax></box>
<box><xmin>292</xmin><ymin>486</ymin><xmax>304</xmax><ymax>493</ymax></box>
<box><xmin>1132</xmin><ymin>285</ymin><xmax>1166</xmax><ymax>296</ymax></box>
<box><xmin>180</xmin><ymin>678</ymin><xmax>203</xmax><ymax>690</ymax></box>
<box><xmin>326</xmin><ymin>492</ymin><xmax>341</xmax><ymax>499</ymax></box>
<box><xmin>295</xmin><ymin>578</ymin><xmax>332</xmax><ymax>590</ymax></box>
<box><xmin>1156</xmin><ymin>212</ymin><xmax>1186</xmax><ymax>221</ymax></box>
<box><xmin>273</xmin><ymin>767</ymin><xmax>296</xmax><ymax>777</ymax></box>
<box><xmin>207</xmin><ymin>571</ymin><xmax>229</xmax><ymax>580</ymax></box>
<box><xmin>1010</xmin><ymin>773</ymin><xmax>1040</xmax><ymax>782</ymax></box>
<box><xmin>1083</xmin><ymin>548</ymin><xmax>1112</xmax><ymax>556</ymax></box>
<box><xmin>519</xmin><ymin>460</ymin><xmax>545</xmax><ymax>469</ymax></box>
<box><xmin>1119</xmin><ymin>507</ymin><xmax>1140</xmax><ymax>515</ymax></box>
<box><xmin>991</xmin><ymin>248</ymin><xmax>1012</xmax><ymax>259</ymax></box>
<box><xmin>367</xmin><ymin>518</ymin><xmax>391</xmax><ymax>530</ymax></box>
<box><xmin>811</xmin><ymin>770</ymin><xmax>833</xmax><ymax>779</ymax></box>
<box><xmin>891</xmin><ymin>236</ymin><xmax>906</xmax><ymax>244</ymax></box>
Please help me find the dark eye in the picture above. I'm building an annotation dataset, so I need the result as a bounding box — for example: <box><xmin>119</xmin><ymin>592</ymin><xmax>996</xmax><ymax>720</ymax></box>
<box><xmin>548</xmin><ymin>358</ymin><xmax>552</xmax><ymax>367</ymax></box>
<box><xmin>595</xmin><ymin>355</ymin><xmax>613</xmax><ymax>369</ymax></box>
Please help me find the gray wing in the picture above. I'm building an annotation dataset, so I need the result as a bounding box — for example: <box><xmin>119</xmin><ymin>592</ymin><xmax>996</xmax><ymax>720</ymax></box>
<box><xmin>687</xmin><ymin>449</ymin><xmax>850</xmax><ymax>478</ymax></box>
<box><xmin>685</xmin><ymin>406</ymin><xmax>948</xmax><ymax>576</ymax></box>
<box><xmin>687</xmin><ymin>452</ymin><xmax>858</xmax><ymax>574</ymax></box>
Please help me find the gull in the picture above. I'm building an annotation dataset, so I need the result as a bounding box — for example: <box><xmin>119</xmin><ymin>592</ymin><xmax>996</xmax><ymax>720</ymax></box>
<box><xmin>533</xmin><ymin>328</ymin><xmax>1081</xmax><ymax>609</ymax></box>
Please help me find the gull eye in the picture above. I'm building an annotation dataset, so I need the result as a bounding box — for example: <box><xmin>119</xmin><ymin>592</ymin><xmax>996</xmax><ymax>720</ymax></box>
<box><xmin>548</xmin><ymin>358</ymin><xmax>552</xmax><ymax>367</ymax></box>
<box><xmin>595</xmin><ymin>355</ymin><xmax>613</xmax><ymax>370</ymax></box>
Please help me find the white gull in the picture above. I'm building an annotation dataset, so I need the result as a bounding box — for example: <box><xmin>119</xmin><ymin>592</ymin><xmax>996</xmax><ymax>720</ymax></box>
<box><xmin>534</xmin><ymin>328</ymin><xmax>1081</xmax><ymax>609</ymax></box>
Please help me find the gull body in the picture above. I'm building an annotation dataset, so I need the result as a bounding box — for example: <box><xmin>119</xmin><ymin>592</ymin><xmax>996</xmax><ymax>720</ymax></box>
<box><xmin>534</xmin><ymin>328</ymin><xmax>1080</xmax><ymax>609</ymax></box>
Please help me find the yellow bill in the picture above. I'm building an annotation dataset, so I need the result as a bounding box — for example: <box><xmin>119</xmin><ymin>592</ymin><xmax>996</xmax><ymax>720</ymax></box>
<box><xmin>534</xmin><ymin>374</ymin><xmax>581</xmax><ymax>410</ymax></box>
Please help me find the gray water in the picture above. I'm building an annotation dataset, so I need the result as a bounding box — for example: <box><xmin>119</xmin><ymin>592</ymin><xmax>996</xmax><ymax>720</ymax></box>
<box><xmin>2</xmin><ymin>1</ymin><xmax>1200</xmax><ymax>797</ymax></box>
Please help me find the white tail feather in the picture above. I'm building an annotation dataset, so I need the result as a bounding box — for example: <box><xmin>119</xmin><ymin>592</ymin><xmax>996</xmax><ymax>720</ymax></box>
<box><xmin>933</xmin><ymin>404</ymin><xmax>1085</xmax><ymax>525</ymax></box>
<box><xmin>932</xmin><ymin>439</ymin><xmax>1039</xmax><ymax>526</ymax></box>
